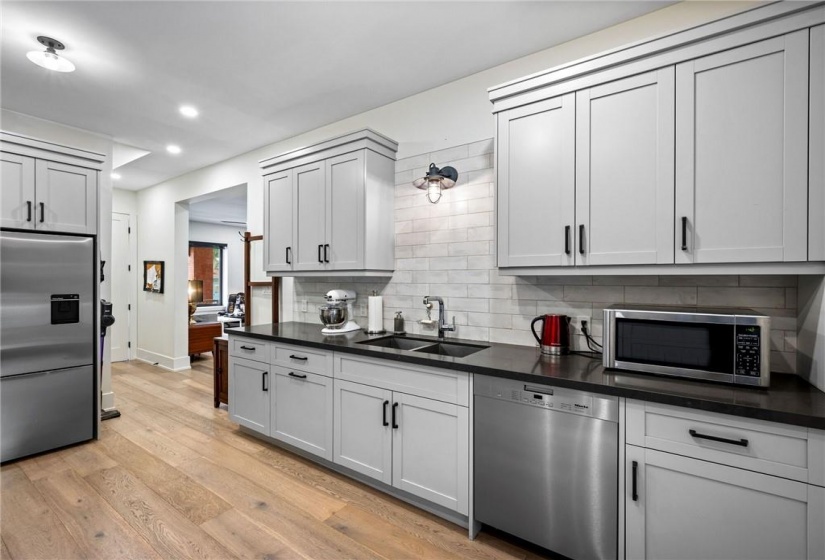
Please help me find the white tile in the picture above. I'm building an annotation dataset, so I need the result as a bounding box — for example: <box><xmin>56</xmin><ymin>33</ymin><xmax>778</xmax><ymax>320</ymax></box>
<box><xmin>395</xmin><ymin>220</ymin><xmax>413</xmax><ymax>234</ymax></box>
<box><xmin>512</xmin><ymin>284</ymin><xmax>565</xmax><ymax>301</ymax></box>
<box><xmin>396</xmin><ymin>232</ymin><xmax>429</xmax><ymax>246</ymax></box>
<box><xmin>429</xmin><ymin>229</ymin><xmax>468</xmax><ymax>244</ymax></box>
<box><xmin>412</xmin><ymin>218</ymin><xmax>445</xmax><ymax>233</ymax></box>
<box><xmin>413</xmin><ymin>270</ymin><xmax>448</xmax><ymax>284</ymax></box>
<box><xmin>659</xmin><ymin>275</ymin><xmax>739</xmax><ymax>287</ymax></box>
<box><xmin>448</xmin><ymin>213</ymin><xmax>490</xmax><ymax>230</ymax></box>
<box><xmin>430</xmin><ymin>144</ymin><xmax>469</xmax><ymax>166</ymax></box>
<box><xmin>392</xmin><ymin>283</ymin><xmax>430</xmax><ymax>296</ymax></box>
<box><xmin>593</xmin><ymin>275</ymin><xmax>659</xmax><ymax>286</ymax></box>
<box><xmin>430</xmin><ymin>200</ymin><xmax>469</xmax><ymax>218</ymax></box>
<box><xmin>448</xmin><ymin>241</ymin><xmax>490</xmax><ymax>256</ymax></box>
<box><xmin>698</xmin><ymin>287</ymin><xmax>785</xmax><ymax>309</ymax></box>
<box><xmin>391</xmin><ymin>271</ymin><xmax>413</xmax><ymax>283</ymax></box>
<box><xmin>395</xmin><ymin>154</ymin><xmax>431</xmax><ymax>173</ymax></box>
<box><xmin>786</xmin><ymin>288</ymin><xmax>797</xmax><ymax>309</ymax></box>
<box><xmin>428</xmin><ymin>283</ymin><xmax>468</xmax><ymax>298</ymax></box>
<box><xmin>468</xmin><ymin>198</ymin><xmax>494</xmax><ymax>214</ymax></box>
<box><xmin>468</xmin><ymin>255</ymin><xmax>496</xmax><ymax>270</ymax></box>
<box><xmin>534</xmin><ymin>303</ymin><xmax>593</xmax><ymax>320</ymax></box>
<box><xmin>466</xmin><ymin>168</ymin><xmax>495</xmax><ymax>186</ymax></box>
<box><xmin>446</xmin><ymin>297</ymin><xmax>489</xmax><ymax>313</ymax></box>
<box><xmin>394</xmin><ymin>194</ymin><xmax>417</xmax><ymax>209</ymax></box>
<box><xmin>467</xmin><ymin>226</ymin><xmax>495</xmax><ymax>241</ymax></box>
<box><xmin>449</xmin><ymin>270</ymin><xmax>489</xmax><ymax>284</ymax></box>
<box><xmin>563</xmin><ymin>285</ymin><xmax>624</xmax><ymax>303</ymax></box>
<box><xmin>394</xmin><ymin>169</ymin><xmax>416</xmax><ymax>186</ymax></box>
<box><xmin>770</xmin><ymin>328</ymin><xmax>785</xmax><ymax>352</ymax></box>
<box><xmin>396</xmin><ymin>258</ymin><xmax>428</xmax><ymax>271</ymax></box>
<box><xmin>455</xmin><ymin>326</ymin><xmax>490</xmax><ymax>342</ymax></box>
<box><xmin>468</xmin><ymin>284</ymin><xmax>512</xmax><ymax>299</ymax></box>
<box><xmin>489</xmin><ymin>328</ymin><xmax>535</xmax><ymax>347</ymax></box>
<box><xmin>770</xmin><ymin>351</ymin><xmax>796</xmax><ymax>374</ymax></box>
<box><xmin>395</xmin><ymin>245</ymin><xmax>413</xmax><ymax>259</ymax></box>
<box><xmin>625</xmin><ymin>286</ymin><xmax>697</xmax><ymax>306</ymax></box>
<box><xmin>785</xmin><ymin>332</ymin><xmax>798</xmax><ymax>352</ymax></box>
<box><xmin>430</xmin><ymin>256</ymin><xmax>467</xmax><ymax>270</ymax></box>
<box><xmin>468</xmin><ymin>312</ymin><xmax>512</xmax><ymax>328</ymax></box>
<box><xmin>413</xmin><ymin>244</ymin><xmax>450</xmax><ymax>258</ymax></box>
<box><xmin>396</xmin><ymin>206</ymin><xmax>430</xmax><ymax>222</ymax></box>
<box><xmin>739</xmin><ymin>275</ymin><xmax>798</xmax><ymax>288</ymax></box>
<box><xmin>491</xmin><ymin>299</ymin><xmax>537</xmax><ymax>315</ymax></box>
<box><xmin>535</xmin><ymin>275</ymin><xmax>593</xmax><ymax>286</ymax></box>
<box><xmin>468</xmin><ymin>138</ymin><xmax>494</xmax><ymax>157</ymax></box>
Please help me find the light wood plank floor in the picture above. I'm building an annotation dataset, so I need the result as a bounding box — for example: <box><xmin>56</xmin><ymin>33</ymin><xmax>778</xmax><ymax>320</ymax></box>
<box><xmin>1</xmin><ymin>356</ymin><xmax>555</xmax><ymax>560</ymax></box>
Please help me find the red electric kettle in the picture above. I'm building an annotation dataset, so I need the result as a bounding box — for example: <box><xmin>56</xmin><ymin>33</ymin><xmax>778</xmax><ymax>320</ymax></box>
<box><xmin>531</xmin><ymin>314</ymin><xmax>571</xmax><ymax>355</ymax></box>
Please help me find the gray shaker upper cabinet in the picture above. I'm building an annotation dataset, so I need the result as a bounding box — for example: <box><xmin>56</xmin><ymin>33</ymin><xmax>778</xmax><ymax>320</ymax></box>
<box><xmin>260</xmin><ymin>129</ymin><xmax>397</xmax><ymax>277</ymax></box>
<box><xmin>575</xmin><ymin>68</ymin><xmax>675</xmax><ymax>266</ymax></box>
<box><xmin>497</xmin><ymin>95</ymin><xmax>575</xmax><ymax>268</ymax></box>
<box><xmin>490</xmin><ymin>3</ymin><xmax>825</xmax><ymax>275</ymax></box>
<box><xmin>675</xmin><ymin>31</ymin><xmax>809</xmax><ymax>264</ymax></box>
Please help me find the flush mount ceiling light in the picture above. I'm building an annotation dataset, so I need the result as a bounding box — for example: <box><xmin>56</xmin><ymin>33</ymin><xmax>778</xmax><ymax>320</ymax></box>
<box><xmin>166</xmin><ymin>144</ymin><xmax>182</xmax><ymax>155</ymax></box>
<box><xmin>413</xmin><ymin>163</ymin><xmax>459</xmax><ymax>204</ymax></box>
<box><xmin>26</xmin><ymin>36</ymin><xmax>75</xmax><ymax>73</ymax></box>
<box><xmin>179</xmin><ymin>105</ymin><xmax>199</xmax><ymax>118</ymax></box>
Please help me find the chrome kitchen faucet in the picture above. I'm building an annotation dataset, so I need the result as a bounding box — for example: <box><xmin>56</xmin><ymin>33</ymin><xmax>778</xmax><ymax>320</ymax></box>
<box><xmin>423</xmin><ymin>296</ymin><xmax>455</xmax><ymax>339</ymax></box>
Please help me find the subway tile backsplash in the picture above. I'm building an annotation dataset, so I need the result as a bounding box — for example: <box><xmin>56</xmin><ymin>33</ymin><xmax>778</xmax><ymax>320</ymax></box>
<box><xmin>291</xmin><ymin>139</ymin><xmax>800</xmax><ymax>374</ymax></box>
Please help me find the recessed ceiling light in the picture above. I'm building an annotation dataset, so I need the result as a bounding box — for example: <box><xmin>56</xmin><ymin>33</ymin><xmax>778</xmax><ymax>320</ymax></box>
<box><xmin>179</xmin><ymin>105</ymin><xmax>199</xmax><ymax>118</ymax></box>
<box><xmin>26</xmin><ymin>36</ymin><xmax>75</xmax><ymax>73</ymax></box>
<box><xmin>166</xmin><ymin>145</ymin><xmax>182</xmax><ymax>155</ymax></box>
<box><xmin>111</xmin><ymin>172</ymin><xmax>121</xmax><ymax>180</ymax></box>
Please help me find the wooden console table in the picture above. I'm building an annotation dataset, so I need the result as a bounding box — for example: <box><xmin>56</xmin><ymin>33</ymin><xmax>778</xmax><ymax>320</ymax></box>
<box><xmin>189</xmin><ymin>322</ymin><xmax>222</xmax><ymax>357</ymax></box>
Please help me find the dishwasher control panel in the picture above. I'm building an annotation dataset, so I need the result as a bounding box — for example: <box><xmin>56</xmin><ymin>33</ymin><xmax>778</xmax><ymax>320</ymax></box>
<box><xmin>474</xmin><ymin>375</ymin><xmax>619</xmax><ymax>422</ymax></box>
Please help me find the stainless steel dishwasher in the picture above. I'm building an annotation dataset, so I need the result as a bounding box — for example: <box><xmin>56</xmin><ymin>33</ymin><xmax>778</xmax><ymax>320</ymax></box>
<box><xmin>474</xmin><ymin>375</ymin><xmax>618</xmax><ymax>560</ymax></box>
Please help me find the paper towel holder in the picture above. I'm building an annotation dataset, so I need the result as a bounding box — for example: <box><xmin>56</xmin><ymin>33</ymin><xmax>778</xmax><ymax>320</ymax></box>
<box><xmin>366</xmin><ymin>290</ymin><xmax>386</xmax><ymax>335</ymax></box>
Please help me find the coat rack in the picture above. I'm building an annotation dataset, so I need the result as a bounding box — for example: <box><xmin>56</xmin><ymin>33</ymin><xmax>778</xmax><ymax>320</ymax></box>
<box><xmin>244</xmin><ymin>232</ymin><xmax>279</xmax><ymax>325</ymax></box>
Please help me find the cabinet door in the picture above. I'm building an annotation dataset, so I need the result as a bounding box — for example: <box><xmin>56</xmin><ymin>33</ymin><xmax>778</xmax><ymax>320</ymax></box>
<box><xmin>263</xmin><ymin>170</ymin><xmax>293</xmax><ymax>272</ymax></box>
<box><xmin>497</xmin><ymin>94</ymin><xmax>575</xmax><ymax>267</ymax></box>
<box><xmin>675</xmin><ymin>31</ymin><xmax>809</xmax><ymax>264</ymax></box>
<box><xmin>35</xmin><ymin>160</ymin><xmax>97</xmax><ymax>234</ymax></box>
<box><xmin>576</xmin><ymin>69</ymin><xmax>675</xmax><ymax>265</ymax></box>
<box><xmin>271</xmin><ymin>366</ymin><xmax>333</xmax><ymax>461</ymax></box>
<box><xmin>228</xmin><ymin>357</ymin><xmax>270</xmax><ymax>435</ymax></box>
<box><xmin>0</xmin><ymin>153</ymin><xmax>36</xmax><ymax>230</ymax></box>
<box><xmin>293</xmin><ymin>162</ymin><xmax>326</xmax><ymax>271</ymax></box>
<box><xmin>392</xmin><ymin>393</ymin><xmax>469</xmax><ymax>515</ymax></box>
<box><xmin>333</xmin><ymin>379</ymin><xmax>392</xmax><ymax>485</ymax></box>
<box><xmin>811</xmin><ymin>25</ymin><xmax>825</xmax><ymax>261</ymax></box>
<box><xmin>626</xmin><ymin>445</ymin><xmax>814</xmax><ymax>560</ymax></box>
<box><xmin>326</xmin><ymin>151</ymin><xmax>364</xmax><ymax>270</ymax></box>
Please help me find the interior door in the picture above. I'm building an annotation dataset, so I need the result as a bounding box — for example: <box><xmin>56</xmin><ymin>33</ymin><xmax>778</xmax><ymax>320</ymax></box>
<box><xmin>497</xmin><ymin>94</ymin><xmax>576</xmax><ymax>267</ymax></box>
<box><xmin>110</xmin><ymin>212</ymin><xmax>132</xmax><ymax>362</ymax></box>
<box><xmin>576</xmin><ymin>68</ymin><xmax>675</xmax><ymax>265</ymax></box>
<box><xmin>0</xmin><ymin>152</ymin><xmax>35</xmax><ymax>230</ymax></box>
<box><xmin>326</xmin><ymin>151</ymin><xmax>364</xmax><ymax>270</ymax></box>
<box><xmin>675</xmin><ymin>31</ymin><xmax>809</xmax><ymax>264</ymax></box>
<box><xmin>293</xmin><ymin>162</ymin><xmax>326</xmax><ymax>271</ymax></box>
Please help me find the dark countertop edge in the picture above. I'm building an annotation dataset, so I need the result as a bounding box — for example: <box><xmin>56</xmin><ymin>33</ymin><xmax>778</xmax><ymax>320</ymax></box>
<box><xmin>229</xmin><ymin>327</ymin><xmax>825</xmax><ymax>431</ymax></box>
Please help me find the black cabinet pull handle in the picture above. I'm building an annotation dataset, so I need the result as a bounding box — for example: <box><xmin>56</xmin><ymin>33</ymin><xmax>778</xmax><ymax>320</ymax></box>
<box><xmin>26</xmin><ymin>201</ymin><xmax>32</xmax><ymax>222</ymax></box>
<box><xmin>632</xmin><ymin>460</ymin><xmax>639</xmax><ymax>501</ymax></box>
<box><xmin>324</xmin><ymin>244</ymin><xmax>330</xmax><ymax>263</ymax></box>
<box><xmin>689</xmin><ymin>429</ymin><xmax>748</xmax><ymax>447</ymax></box>
<box><xmin>286</xmin><ymin>246</ymin><xmax>291</xmax><ymax>265</ymax></box>
<box><xmin>391</xmin><ymin>402</ymin><xmax>399</xmax><ymax>429</ymax></box>
<box><xmin>240</xmin><ymin>345</ymin><xmax>255</xmax><ymax>351</ymax></box>
<box><xmin>262</xmin><ymin>371</ymin><xmax>268</xmax><ymax>392</ymax></box>
<box><xmin>578</xmin><ymin>224</ymin><xmax>585</xmax><ymax>255</ymax></box>
<box><xmin>681</xmin><ymin>217</ymin><xmax>688</xmax><ymax>251</ymax></box>
<box><xmin>289</xmin><ymin>355</ymin><xmax>307</xmax><ymax>361</ymax></box>
<box><xmin>39</xmin><ymin>202</ymin><xmax>45</xmax><ymax>223</ymax></box>
<box><xmin>564</xmin><ymin>225</ymin><xmax>571</xmax><ymax>255</ymax></box>
<box><xmin>288</xmin><ymin>371</ymin><xmax>307</xmax><ymax>379</ymax></box>
<box><xmin>382</xmin><ymin>400</ymin><xmax>389</xmax><ymax>427</ymax></box>
<box><xmin>318</xmin><ymin>244</ymin><xmax>323</xmax><ymax>263</ymax></box>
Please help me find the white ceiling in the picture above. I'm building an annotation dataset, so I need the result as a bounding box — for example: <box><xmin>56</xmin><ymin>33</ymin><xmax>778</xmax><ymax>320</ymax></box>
<box><xmin>188</xmin><ymin>185</ymin><xmax>247</xmax><ymax>226</ymax></box>
<box><xmin>1</xmin><ymin>1</ymin><xmax>675</xmax><ymax>191</ymax></box>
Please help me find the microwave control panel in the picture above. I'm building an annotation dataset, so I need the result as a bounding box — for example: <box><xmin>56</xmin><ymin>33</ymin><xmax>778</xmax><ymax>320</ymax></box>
<box><xmin>735</xmin><ymin>325</ymin><xmax>762</xmax><ymax>377</ymax></box>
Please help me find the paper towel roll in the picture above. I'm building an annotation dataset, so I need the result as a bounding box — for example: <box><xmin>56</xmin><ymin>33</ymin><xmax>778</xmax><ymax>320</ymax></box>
<box><xmin>368</xmin><ymin>296</ymin><xmax>384</xmax><ymax>333</ymax></box>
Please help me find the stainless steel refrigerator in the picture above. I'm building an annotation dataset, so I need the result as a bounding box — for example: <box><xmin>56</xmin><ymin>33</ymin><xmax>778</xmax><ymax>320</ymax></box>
<box><xmin>1</xmin><ymin>230</ymin><xmax>96</xmax><ymax>462</ymax></box>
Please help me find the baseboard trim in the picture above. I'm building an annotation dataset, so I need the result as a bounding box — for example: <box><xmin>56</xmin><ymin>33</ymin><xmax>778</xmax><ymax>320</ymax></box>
<box><xmin>136</xmin><ymin>348</ymin><xmax>191</xmax><ymax>372</ymax></box>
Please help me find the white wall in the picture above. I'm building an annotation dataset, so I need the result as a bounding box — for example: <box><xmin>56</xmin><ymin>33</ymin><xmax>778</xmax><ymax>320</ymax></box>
<box><xmin>0</xmin><ymin>109</ymin><xmax>117</xmax><ymax>408</ymax></box>
<box><xmin>189</xmin><ymin>221</ymin><xmax>245</xmax><ymax>297</ymax></box>
<box><xmin>133</xmin><ymin>2</ymin><xmax>760</xmax><ymax>369</ymax></box>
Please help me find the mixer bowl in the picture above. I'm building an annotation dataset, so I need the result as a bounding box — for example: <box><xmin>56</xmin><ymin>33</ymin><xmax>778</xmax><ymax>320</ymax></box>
<box><xmin>319</xmin><ymin>303</ymin><xmax>347</xmax><ymax>328</ymax></box>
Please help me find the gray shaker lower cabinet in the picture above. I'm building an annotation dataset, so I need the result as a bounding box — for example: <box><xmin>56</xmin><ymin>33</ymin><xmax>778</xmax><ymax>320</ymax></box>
<box><xmin>270</xmin><ymin>365</ymin><xmax>333</xmax><ymax>461</ymax></box>
<box><xmin>228</xmin><ymin>356</ymin><xmax>270</xmax><ymax>435</ymax></box>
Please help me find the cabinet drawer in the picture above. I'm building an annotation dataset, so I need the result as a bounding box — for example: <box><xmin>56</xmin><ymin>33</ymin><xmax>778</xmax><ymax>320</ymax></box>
<box><xmin>627</xmin><ymin>400</ymin><xmax>811</xmax><ymax>482</ymax></box>
<box><xmin>334</xmin><ymin>354</ymin><xmax>469</xmax><ymax>406</ymax></box>
<box><xmin>271</xmin><ymin>343</ymin><xmax>333</xmax><ymax>377</ymax></box>
<box><xmin>230</xmin><ymin>336</ymin><xmax>269</xmax><ymax>363</ymax></box>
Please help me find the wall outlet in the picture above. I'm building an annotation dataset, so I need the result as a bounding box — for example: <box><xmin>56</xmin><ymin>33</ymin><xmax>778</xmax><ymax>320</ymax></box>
<box><xmin>359</xmin><ymin>303</ymin><xmax>367</xmax><ymax>316</ymax></box>
<box><xmin>300</xmin><ymin>299</ymin><xmax>307</xmax><ymax>312</ymax></box>
<box><xmin>575</xmin><ymin>316</ymin><xmax>590</xmax><ymax>333</ymax></box>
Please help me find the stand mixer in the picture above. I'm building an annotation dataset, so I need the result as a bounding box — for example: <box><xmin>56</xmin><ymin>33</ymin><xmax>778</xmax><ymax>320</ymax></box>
<box><xmin>319</xmin><ymin>289</ymin><xmax>361</xmax><ymax>334</ymax></box>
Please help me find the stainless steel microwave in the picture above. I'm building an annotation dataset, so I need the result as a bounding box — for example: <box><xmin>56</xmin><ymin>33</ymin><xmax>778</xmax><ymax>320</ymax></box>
<box><xmin>603</xmin><ymin>306</ymin><xmax>770</xmax><ymax>387</ymax></box>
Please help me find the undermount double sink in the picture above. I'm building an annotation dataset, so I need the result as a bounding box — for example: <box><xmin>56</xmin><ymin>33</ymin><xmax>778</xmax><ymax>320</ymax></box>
<box><xmin>358</xmin><ymin>335</ymin><xmax>489</xmax><ymax>358</ymax></box>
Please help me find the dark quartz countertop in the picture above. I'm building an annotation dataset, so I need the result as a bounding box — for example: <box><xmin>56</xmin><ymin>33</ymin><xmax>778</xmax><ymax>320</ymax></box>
<box><xmin>228</xmin><ymin>322</ymin><xmax>825</xmax><ymax>430</ymax></box>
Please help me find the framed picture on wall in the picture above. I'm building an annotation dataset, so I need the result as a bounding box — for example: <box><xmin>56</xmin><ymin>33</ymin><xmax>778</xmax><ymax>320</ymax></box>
<box><xmin>143</xmin><ymin>260</ymin><xmax>164</xmax><ymax>293</ymax></box>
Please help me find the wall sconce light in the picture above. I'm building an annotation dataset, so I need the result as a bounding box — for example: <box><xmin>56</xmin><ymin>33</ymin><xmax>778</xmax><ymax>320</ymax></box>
<box><xmin>413</xmin><ymin>163</ymin><xmax>459</xmax><ymax>204</ymax></box>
